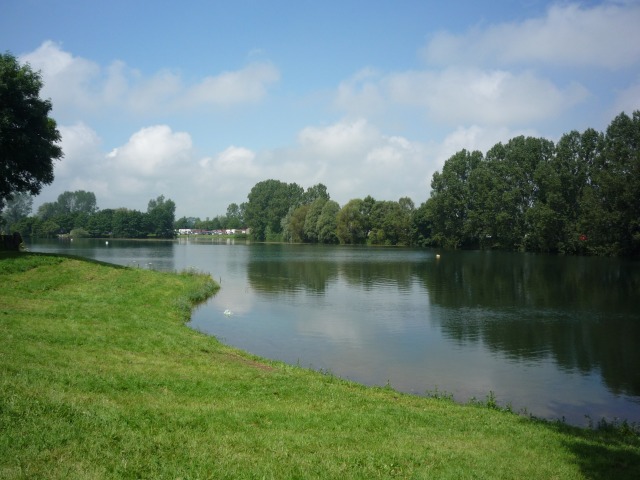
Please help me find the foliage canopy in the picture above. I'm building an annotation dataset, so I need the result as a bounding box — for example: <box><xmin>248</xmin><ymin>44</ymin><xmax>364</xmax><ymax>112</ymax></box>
<box><xmin>0</xmin><ymin>53</ymin><xmax>62</xmax><ymax>210</ymax></box>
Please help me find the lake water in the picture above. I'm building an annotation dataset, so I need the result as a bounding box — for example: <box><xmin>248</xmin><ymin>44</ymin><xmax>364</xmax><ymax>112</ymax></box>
<box><xmin>26</xmin><ymin>237</ymin><xmax>640</xmax><ymax>427</ymax></box>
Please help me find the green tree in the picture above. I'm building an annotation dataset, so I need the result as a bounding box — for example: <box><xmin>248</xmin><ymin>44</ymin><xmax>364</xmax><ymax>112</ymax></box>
<box><xmin>112</xmin><ymin>209</ymin><xmax>147</xmax><ymax>238</ymax></box>
<box><xmin>87</xmin><ymin>209</ymin><xmax>114</xmax><ymax>237</ymax></box>
<box><xmin>397</xmin><ymin>197</ymin><xmax>416</xmax><ymax>246</ymax></box>
<box><xmin>525</xmin><ymin>129</ymin><xmax>602</xmax><ymax>253</ymax></box>
<box><xmin>33</xmin><ymin>190</ymin><xmax>98</xmax><ymax>234</ymax></box>
<box><xmin>368</xmin><ymin>200</ymin><xmax>411</xmax><ymax>245</ymax></box>
<box><xmin>12</xmin><ymin>215</ymin><xmax>40</xmax><ymax>238</ymax></box>
<box><xmin>36</xmin><ymin>219</ymin><xmax>61</xmax><ymax>238</ymax></box>
<box><xmin>0</xmin><ymin>192</ymin><xmax>33</xmax><ymax>233</ymax></box>
<box><xmin>303</xmin><ymin>197</ymin><xmax>327</xmax><ymax>243</ymax></box>
<box><xmin>56</xmin><ymin>190</ymin><xmax>97</xmax><ymax>215</ymax></box>
<box><xmin>282</xmin><ymin>204</ymin><xmax>309</xmax><ymax>243</ymax></box>
<box><xmin>580</xmin><ymin>111</ymin><xmax>640</xmax><ymax>255</ymax></box>
<box><xmin>0</xmin><ymin>53</ymin><xmax>63</xmax><ymax>211</ymax></box>
<box><xmin>175</xmin><ymin>216</ymin><xmax>198</xmax><ymax>229</ymax></box>
<box><xmin>412</xmin><ymin>199</ymin><xmax>434</xmax><ymax>247</ymax></box>
<box><xmin>316</xmin><ymin>200</ymin><xmax>340</xmax><ymax>244</ymax></box>
<box><xmin>147</xmin><ymin>195</ymin><xmax>176</xmax><ymax>238</ymax></box>
<box><xmin>336</xmin><ymin>198</ymin><xmax>368</xmax><ymax>244</ymax></box>
<box><xmin>225</xmin><ymin>203</ymin><xmax>244</xmax><ymax>229</ymax></box>
<box><xmin>470</xmin><ymin>137</ymin><xmax>554</xmax><ymax>250</ymax></box>
<box><xmin>428</xmin><ymin>150</ymin><xmax>482</xmax><ymax>248</ymax></box>
<box><xmin>302</xmin><ymin>183</ymin><xmax>330</xmax><ymax>205</ymax></box>
<box><xmin>244</xmin><ymin>180</ymin><xmax>303</xmax><ymax>241</ymax></box>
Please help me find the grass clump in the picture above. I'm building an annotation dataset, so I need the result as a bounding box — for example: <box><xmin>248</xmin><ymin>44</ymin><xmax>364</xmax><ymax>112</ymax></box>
<box><xmin>1</xmin><ymin>252</ymin><xmax>639</xmax><ymax>479</ymax></box>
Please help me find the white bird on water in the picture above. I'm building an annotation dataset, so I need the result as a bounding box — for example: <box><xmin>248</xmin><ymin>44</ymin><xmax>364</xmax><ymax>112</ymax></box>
<box><xmin>224</xmin><ymin>309</ymin><xmax>233</xmax><ymax>316</ymax></box>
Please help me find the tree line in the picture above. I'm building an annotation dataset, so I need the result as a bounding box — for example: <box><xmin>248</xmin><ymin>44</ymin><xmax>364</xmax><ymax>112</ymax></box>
<box><xmin>422</xmin><ymin>111</ymin><xmax>639</xmax><ymax>256</ymax></box>
<box><xmin>240</xmin><ymin>111</ymin><xmax>639</xmax><ymax>256</ymax></box>
<box><xmin>4</xmin><ymin>191</ymin><xmax>178</xmax><ymax>239</ymax></box>
<box><xmin>242</xmin><ymin>179</ymin><xmax>417</xmax><ymax>246</ymax></box>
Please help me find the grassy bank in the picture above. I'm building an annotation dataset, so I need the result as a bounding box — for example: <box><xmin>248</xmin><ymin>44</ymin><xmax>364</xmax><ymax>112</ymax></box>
<box><xmin>1</xmin><ymin>253</ymin><xmax>638</xmax><ymax>479</ymax></box>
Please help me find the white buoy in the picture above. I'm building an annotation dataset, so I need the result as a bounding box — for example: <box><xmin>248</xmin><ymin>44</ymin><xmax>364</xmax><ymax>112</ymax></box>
<box><xmin>105</xmin><ymin>241</ymin><xmax>109</xmax><ymax>245</ymax></box>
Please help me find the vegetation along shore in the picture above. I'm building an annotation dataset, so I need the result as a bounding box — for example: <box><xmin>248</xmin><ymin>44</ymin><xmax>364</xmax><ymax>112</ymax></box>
<box><xmin>1</xmin><ymin>252</ymin><xmax>638</xmax><ymax>479</ymax></box>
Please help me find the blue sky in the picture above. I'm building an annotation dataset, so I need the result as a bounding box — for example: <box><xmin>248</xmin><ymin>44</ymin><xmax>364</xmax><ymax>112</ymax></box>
<box><xmin>2</xmin><ymin>0</ymin><xmax>639</xmax><ymax>218</ymax></box>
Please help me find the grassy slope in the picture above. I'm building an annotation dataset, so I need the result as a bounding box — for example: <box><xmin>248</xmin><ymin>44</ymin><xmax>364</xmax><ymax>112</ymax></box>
<box><xmin>1</xmin><ymin>253</ymin><xmax>638</xmax><ymax>479</ymax></box>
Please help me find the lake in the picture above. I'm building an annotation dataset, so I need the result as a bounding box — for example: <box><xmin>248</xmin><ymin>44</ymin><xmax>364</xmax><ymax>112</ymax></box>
<box><xmin>26</xmin><ymin>237</ymin><xmax>640</xmax><ymax>427</ymax></box>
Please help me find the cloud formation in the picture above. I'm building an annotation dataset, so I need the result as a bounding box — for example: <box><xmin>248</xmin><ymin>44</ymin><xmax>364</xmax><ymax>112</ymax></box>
<box><xmin>337</xmin><ymin>67</ymin><xmax>588</xmax><ymax>126</ymax></box>
<box><xmin>423</xmin><ymin>2</ymin><xmax>640</xmax><ymax>69</ymax></box>
<box><xmin>20</xmin><ymin>41</ymin><xmax>281</xmax><ymax>119</ymax></box>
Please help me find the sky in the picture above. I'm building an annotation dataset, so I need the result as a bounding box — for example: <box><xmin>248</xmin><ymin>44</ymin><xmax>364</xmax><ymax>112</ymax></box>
<box><xmin>2</xmin><ymin>0</ymin><xmax>639</xmax><ymax>219</ymax></box>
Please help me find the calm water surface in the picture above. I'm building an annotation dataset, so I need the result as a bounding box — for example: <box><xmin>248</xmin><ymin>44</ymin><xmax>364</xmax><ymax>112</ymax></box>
<box><xmin>27</xmin><ymin>237</ymin><xmax>640</xmax><ymax>426</ymax></box>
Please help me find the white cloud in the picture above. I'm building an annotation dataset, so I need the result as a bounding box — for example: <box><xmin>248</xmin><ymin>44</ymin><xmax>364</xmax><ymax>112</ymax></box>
<box><xmin>20</xmin><ymin>41</ymin><xmax>103</xmax><ymax>113</ymax></box>
<box><xmin>19</xmin><ymin>41</ymin><xmax>281</xmax><ymax>120</ymax></box>
<box><xmin>128</xmin><ymin>70</ymin><xmax>183</xmax><ymax>114</ymax></box>
<box><xmin>335</xmin><ymin>67</ymin><xmax>588</xmax><ymax>126</ymax></box>
<box><xmin>297</xmin><ymin>118</ymin><xmax>379</xmax><ymax>156</ymax></box>
<box><xmin>184</xmin><ymin>63</ymin><xmax>280</xmax><ymax>107</ymax></box>
<box><xmin>423</xmin><ymin>2</ymin><xmax>640</xmax><ymax>69</ymax></box>
<box><xmin>56</xmin><ymin>123</ymin><xmax>103</xmax><ymax>176</ymax></box>
<box><xmin>106</xmin><ymin>125</ymin><xmax>193</xmax><ymax>177</ymax></box>
<box><xmin>284</xmin><ymin>118</ymin><xmax>433</xmax><ymax>204</ymax></box>
<box><xmin>335</xmin><ymin>68</ymin><xmax>385</xmax><ymax>117</ymax></box>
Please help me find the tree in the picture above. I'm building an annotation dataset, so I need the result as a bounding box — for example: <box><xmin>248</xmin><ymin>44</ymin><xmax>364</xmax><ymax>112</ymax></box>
<box><xmin>303</xmin><ymin>197</ymin><xmax>327</xmax><ymax>243</ymax></box>
<box><xmin>336</xmin><ymin>199</ymin><xmax>367</xmax><ymax>244</ymax></box>
<box><xmin>244</xmin><ymin>180</ymin><xmax>303</xmax><ymax>241</ymax></box>
<box><xmin>147</xmin><ymin>195</ymin><xmax>176</xmax><ymax>238</ymax></box>
<box><xmin>302</xmin><ymin>183</ymin><xmax>330</xmax><ymax>205</ymax></box>
<box><xmin>428</xmin><ymin>149</ymin><xmax>482</xmax><ymax>248</ymax></box>
<box><xmin>225</xmin><ymin>203</ymin><xmax>244</xmax><ymax>229</ymax></box>
<box><xmin>175</xmin><ymin>216</ymin><xmax>198</xmax><ymax>229</ymax></box>
<box><xmin>56</xmin><ymin>190</ymin><xmax>97</xmax><ymax>215</ymax></box>
<box><xmin>580</xmin><ymin>111</ymin><xmax>640</xmax><ymax>255</ymax></box>
<box><xmin>412</xmin><ymin>200</ymin><xmax>434</xmax><ymax>247</ymax></box>
<box><xmin>0</xmin><ymin>192</ymin><xmax>33</xmax><ymax>233</ymax></box>
<box><xmin>112</xmin><ymin>209</ymin><xmax>147</xmax><ymax>238</ymax></box>
<box><xmin>316</xmin><ymin>200</ymin><xmax>340</xmax><ymax>244</ymax></box>
<box><xmin>281</xmin><ymin>204</ymin><xmax>309</xmax><ymax>243</ymax></box>
<box><xmin>0</xmin><ymin>53</ymin><xmax>63</xmax><ymax>211</ymax></box>
<box><xmin>87</xmin><ymin>209</ymin><xmax>114</xmax><ymax>237</ymax></box>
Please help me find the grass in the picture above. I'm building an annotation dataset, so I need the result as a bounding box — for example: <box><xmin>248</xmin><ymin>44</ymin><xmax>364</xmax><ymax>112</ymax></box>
<box><xmin>1</xmin><ymin>252</ymin><xmax>639</xmax><ymax>479</ymax></box>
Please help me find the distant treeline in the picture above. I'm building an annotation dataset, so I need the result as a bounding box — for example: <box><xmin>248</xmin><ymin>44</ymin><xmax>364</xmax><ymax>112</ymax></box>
<box><xmin>422</xmin><ymin>111</ymin><xmax>639</xmax><ymax>256</ymax></box>
<box><xmin>6</xmin><ymin>193</ymin><xmax>178</xmax><ymax>239</ymax></box>
<box><xmin>3</xmin><ymin>111</ymin><xmax>637</xmax><ymax>256</ymax></box>
<box><xmin>241</xmin><ymin>111</ymin><xmax>639</xmax><ymax>256</ymax></box>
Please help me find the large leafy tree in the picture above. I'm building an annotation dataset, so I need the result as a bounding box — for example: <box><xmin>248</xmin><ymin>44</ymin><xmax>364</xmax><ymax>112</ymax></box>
<box><xmin>336</xmin><ymin>198</ymin><xmax>368</xmax><ymax>244</ymax></box>
<box><xmin>303</xmin><ymin>197</ymin><xmax>327</xmax><ymax>243</ymax></box>
<box><xmin>225</xmin><ymin>203</ymin><xmax>244</xmax><ymax>229</ymax></box>
<box><xmin>301</xmin><ymin>183</ymin><xmax>330</xmax><ymax>205</ymax></box>
<box><xmin>316</xmin><ymin>200</ymin><xmax>340</xmax><ymax>244</ymax></box>
<box><xmin>0</xmin><ymin>53</ymin><xmax>62</xmax><ymax>210</ymax></box>
<box><xmin>244</xmin><ymin>179</ymin><xmax>303</xmax><ymax>241</ymax></box>
<box><xmin>580</xmin><ymin>112</ymin><xmax>640</xmax><ymax>255</ymax></box>
<box><xmin>429</xmin><ymin>149</ymin><xmax>482</xmax><ymax>248</ymax></box>
<box><xmin>147</xmin><ymin>195</ymin><xmax>176</xmax><ymax>238</ymax></box>
<box><xmin>112</xmin><ymin>209</ymin><xmax>148</xmax><ymax>239</ymax></box>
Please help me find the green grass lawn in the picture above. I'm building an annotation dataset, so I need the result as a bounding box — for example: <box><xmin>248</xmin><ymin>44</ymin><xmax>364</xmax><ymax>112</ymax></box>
<box><xmin>1</xmin><ymin>252</ymin><xmax>638</xmax><ymax>479</ymax></box>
